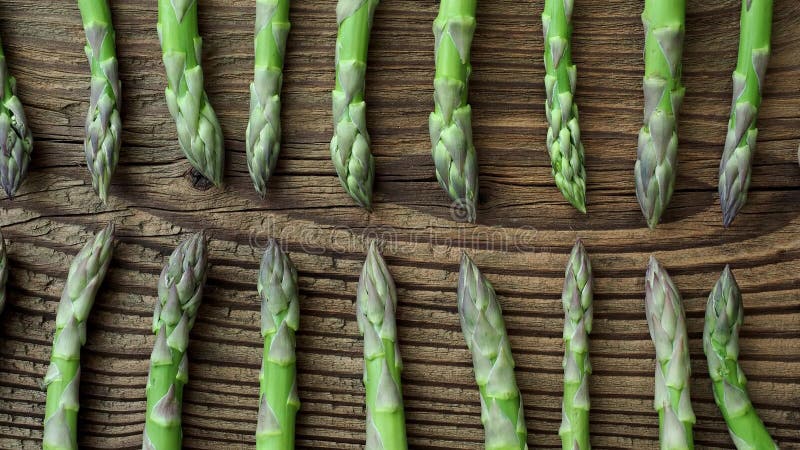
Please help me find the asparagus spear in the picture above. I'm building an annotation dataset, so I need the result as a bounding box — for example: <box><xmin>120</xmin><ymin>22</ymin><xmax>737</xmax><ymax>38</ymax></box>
<box><xmin>559</xmin><ymin>240</ymin><xmax>592</xmax><ymax>450</ymax></box>
<box><xmin>256</xmin><ymin>240</ymin><xmax>300</xmax><ymax>449</ymax></box>
<box><xmin>542</xmin><ymin>0</ymin><xmax>587</xmax><ymax>212</ymax></box>
<box><xmin>246</xmin><ymin>0</ymin><xmax>290</xmax><ymax>197</ymax></box>
<box><xmin>644</xmin><ymin>257</ymin><xmax>695</xmax><ymax>450</ymax></box>
<box><xmin>143</xmin><ymin>232</ymin><xmax>209</xmax><ymax>450</ymax></box>
<box><xmin>430</xmin><ymin>0</ymin><xmax>479</xmax><ymax>223</ymax></box>
<box><xmin>78</xmin><ymin>0</ymin><xmax>121</xmax><ymax>203</ymax></box>
<box><xmin>158</xmin><ymin>0</ymin><xmax>225</xmax><ymax>185</ymax></box>
<box><xmin>718</xmin><ymin>0</ymin><xmax>772</xmax><ymax>227</ymax></box>
<box><xmin>330</xmin><ymin>0</ymin><xmax>379</xmax><ymax>210</ymax></box>
<box><xmin>635</xmin><ymin>0</ymin><xmax>686</xmax><ymax>229</ymax></box>
<box><xmin>0</xmin><ymin>38</ymin><xmax>33</xmax><ymax>199</ymax></box>
<box><xmin>42</xmin><ymin>224</ymin><xmax>115</xmax><ymax>450</ymax></box>
<box><xmin>458</xmin><ymin>253</ymin><xmax>528</xmax><ymax>449</ymax></box>
<box><xmin>0</xmin><ymin>232</ymin><xmax>7</xmax><ymax>314</ymax></box>
<box><xmin>356</xmin><ymin>242</ymin><xmax>407</xmax><ymax>449</ymax></box>
<box><xmin>703</xmin><ymin>266</ymin><xmax>778</xmax><ymax>449</ymax></box>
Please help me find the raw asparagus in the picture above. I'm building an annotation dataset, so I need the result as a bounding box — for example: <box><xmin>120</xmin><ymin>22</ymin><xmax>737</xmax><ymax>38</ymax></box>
<box><xmin>356</xmin><ymin>242</ymin><xmax>407</xmax><ymax>449</ymax></box>
<box><xmin>458</xmin><ymin>253</ymin><xmax>528</xmax><ymax>449</ymax></box>
<box><xmin>43</xmin><ymin>223</ymin><xmax>115</xmax><ymax>450</ymax></box>
<box><xmin>430</xmin><ymin>0</ymin><xmax>479</xmax><ymax>222</ymax></box>
<box><xmin>143</xmin><ymin>232</ymin><xmax>209</xmax><ymax>450</ymax></box>
<box><xmin>78</xmin><ymin>0</ymin><xmax>121</xmax><ymax>203</ymax></box>
<box><xmin>635</xmin><ymin>0</ymin><xmax>686</xmax><ymax>229</ymax></box>
<box><xmin>330</xmin><ymin>0</ymin><xmax>379</xmax><ymax>210</ymax></box>
<box><xmin>246</xmin><ymin>0</ymin><xmax>290</xmax><ymax>197</ymax></box>
<box><xmin>718</xmin><ymin>0</ymin><xmax>772</xmax><ymax>227</ymax></box>
<box><xmin>559</xmin><ymin>239</ymin><xmax>592</xmax><ymax>450</ymax></box>
<box><xmin>542</xmin><ymin>0</ymin><xmax>587</xmax><ymax>212</ymax></box>
<box><xmin>256</xmin><ymin>239</ymin><xmax>300</xmax><ymax>449</ymax></box>
<box><xmin>0</xmin><ymin>38</ymin><xmax>33</xmax><ymax>199</ymax></box>
<box><xmin>644</xmin><ymin>256</ymin><xmax>695</xmax><ymax>450</ymax></box>
<box><xmin>158</xmin><ymin>0</ymin><xmax>224</xmax><ymax>185</ymax></box>
<box><xmin>703</xmin><ymin>266</ymin><xmax>778</xmax><ymax>449</ymax></box>
<box><xmin>0</xmin><ymin>232</ymin><xmax>7</xmax><ymax>314</ymax></box>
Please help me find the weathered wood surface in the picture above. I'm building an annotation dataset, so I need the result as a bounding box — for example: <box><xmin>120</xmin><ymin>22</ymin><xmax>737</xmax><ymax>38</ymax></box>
<box><xmin>0</xmin><ymin>0</ymin><xmax>798</xmax><ymax>448</ymax></box>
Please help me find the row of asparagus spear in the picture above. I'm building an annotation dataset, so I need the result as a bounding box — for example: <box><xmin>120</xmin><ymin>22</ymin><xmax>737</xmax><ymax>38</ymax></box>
<box><xmin>0</xmin><ymin>222</ymin><xmax>772</xmax><ymax>449</ymax></box>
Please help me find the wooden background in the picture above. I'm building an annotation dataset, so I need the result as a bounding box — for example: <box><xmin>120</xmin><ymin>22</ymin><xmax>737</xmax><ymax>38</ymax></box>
<box><xmin>0</xmin><ymin>0</ymin><xmax>797</xmax><ymax>448</ymax></box>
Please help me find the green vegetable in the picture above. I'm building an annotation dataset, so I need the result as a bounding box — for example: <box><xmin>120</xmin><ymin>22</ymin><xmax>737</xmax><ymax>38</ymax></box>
<box><xmin>246</xmin><ymin>0</ymin><xmax>290</xmax><ymax>197</ymax></box>
<box><xmin>644</xmin><ymin>256</ymin><xmax>695</xmax><ymax>450</ymax></box>
<box><xmin>635</xmin><ymin>0</ymin><xmax>686</xmax><ymax>229</ymax></box>
<box><xmin>143</xmin><ymin>232</ymin><xmax>209</xmax><ymax>450</ymax></box>
<box><xmin>0</xmin><ymin>38</ymin><xmax>33</xmax><ymax>199</ymax></box>
<box><xmin>430</xmin><ymin>0</ymin><xmax>479</xmax><ymax>223</ymax></box>
<box><xmin>42</xmin><ymin>224</ymin><xmax>115</xmax><ymax>450</ymax></box>
<box><xmin>542</xmin><ymin>0</ymin><xmax>587</xmax><ymax>212</ymax></box>
<box><xmin>330</xmin><ymin>0</ymin><xmax>379</xmax><ymax>210</ymax></box>
<box><xmin>256</xmin><ymin>239</ymin><xmax>300</xmax><ymax>449</ymax></box>
<box><xmin>458</xmin><ymin>253</ymin><xmax>528</xmax><ymax>449</ymax></box>
<box><xmin>703</xmin><ymin>266</ymin><xmax>778</xmax><ymax>449</ymax></box>
<box><xmin>356</xmin><ymin>242</ymin><xmax>407</xmax><ymax>449</ymax></box>
<box><xmin>78</xmin><ymin>0</ymin><xmax>121</xmax><ymax>203</ymax></box>
<box><xmin>718</xmin><ymin>0</ymin><xmax>772</xmax><ymax>227</ymax></box>
<box><xmin>559</xmin><ymin>240</ymin><xmax>592</xmax><ymax>450</ymax></box>
<box><xmin>0</xmin><ymin>232</ymin><xmax>7</xmax><ymax>314</ymax></box>
<box><xmin>158</xmin><ymin>0</ymin><xmax>224</xmax><ymax>185</ymax></box>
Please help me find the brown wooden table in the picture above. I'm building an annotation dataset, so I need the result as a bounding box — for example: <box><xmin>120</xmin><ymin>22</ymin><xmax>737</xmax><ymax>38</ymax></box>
<box><xmin>0</xmin><ymin>0</ymin><xmax>797</xmax><ymax>448</ymax></box>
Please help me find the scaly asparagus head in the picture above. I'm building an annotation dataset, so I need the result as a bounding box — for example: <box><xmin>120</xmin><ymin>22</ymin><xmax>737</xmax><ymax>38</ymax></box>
<box><xmin>330</xmin><ymin>0</ymin><xmax>379</xmax><ymax>210</ymax></box>
<box><xmin>644</xmin><ymin>256</ymin><xmax>695</xmax><ymax>450</ymax></box>
<box><xmin>458</xmin><ymin>253</ymin><xmax>528</xmax><ymax>450</ymax></box>
<box><xmin>0</xmin><ymin>38</ymin><xmax>33</xmax><ymax>199</ymax></box>
<box><xmin>256</xmin><ymin>239</ymin><xmax>300</xmax><ymax>450</ymax></box>
<box><xmin>143</xmin><ymin>232</ymin><xmax>209</xmax><ymax>450</ymax></box>
<box><xmin>246</xmin><ymin>0</ymin><xmax>290</xmax><ymax>197</ymax></box>
<box><xmin>43</xmin><ymin>223</ymin><xmax>116</xmax><ymax>450</ymax></box>
<box><xmin>0</xmin><ymin>232</ymin><xmax>7</xmax><ymax>314</ymax></box>
<box><xmin>703</xmin><ymin>266</ymin><xmax>778</xmax><ymax>449</ymax></box>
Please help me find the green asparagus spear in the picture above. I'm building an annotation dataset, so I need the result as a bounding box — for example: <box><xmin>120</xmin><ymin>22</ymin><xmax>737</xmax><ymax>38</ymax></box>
<box><xmin>718</xmin><ymin>0</ymin><xmax>772</xmax><ymax>227</ymax></box>
<box><xmin>256</xmin><ymin>239</ymin><xmax>300</xmax><ymax>449</ymax></box>
<box><xmin>330</xmin><ymin>0</ymin><xmax>379</xmax><ymax>210</ymax></box>
<box><xmin>644</xmin><ymin>256</ymin><xmax>695</xmax><ymax>450</ymax></box>
<box><xmin>0</xmin><ymin>38</ymin><xmax>33</xmax><ymax>199</ymax></box>
<box><xmin>542</xmin><ymin>0</ymin><xmax>587</xmax><ymax>212</ymax></box>
<box><xmin>635</xmin><ymin>0</ymin><xmax>686</xmax><ymax>229</ymax></box>
<box><xmin>78</xmin><ymin>0</ymin><xmax>121</xmax><ymax>203</ymax></box>
<box><xmin>703</xmin><ymin>266</ymin><xmax>778</xmax><ymax>449</ymax></box>
<box><xmin>0</xmin><ymin>232</ymin><xmax>7</xmax><ymax>314</ymax></box>
<box><xmin>458</xmin><ymin>253</ymin><xmax>528</xmax><ymax>449</ymax></box>
<box><xmin>143</xmin><ymin>232</ymin><xmax>209</xmax><ymax>450</ymax></box>
<box><xmin>430</xmin><ymin>0</ymin><xmax>478</xmax><ymax>223</ymax></box>
<box><xmin>559</xmin><ymin>240</ymin><xmax>592</xmax><ymax>450</ymax></box>
<box><xmin>42</xmin><ymin>224</ymin><xmax>115</xmax><ymax>450</ymax></box>
<box><xmin>356</xmin><ymin>242</ymin><xmax>407</xmax><ymax>449</ymax></box>
<box><xmin>246</xmin><ymin>0</ymin><xmax>290</xmax><ymax>197</ymax></box>
<box><xmin>158</xmin><ymin>0</ymin><xmax>224</xmax><ymax>185</ymax></box>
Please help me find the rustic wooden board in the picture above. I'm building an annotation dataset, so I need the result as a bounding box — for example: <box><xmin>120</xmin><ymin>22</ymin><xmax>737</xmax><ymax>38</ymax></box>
<box><xmin>0</xmin><ymin>0</ymin><xmax>797</xmax><ymax>448</ymax></box>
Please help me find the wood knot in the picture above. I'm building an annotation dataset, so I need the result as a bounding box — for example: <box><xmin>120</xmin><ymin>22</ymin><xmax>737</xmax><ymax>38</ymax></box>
<box><xmin>185</xmin><ymin>167</ymin><xmax>214</xmax><ymax>191</ymax></box>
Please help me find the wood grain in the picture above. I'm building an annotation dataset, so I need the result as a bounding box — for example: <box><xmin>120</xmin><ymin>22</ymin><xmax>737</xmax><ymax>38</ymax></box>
<box><xmin>0</xmin><ymin>0</ymin><xmax>798</xmax><ymax>449</ymax></box>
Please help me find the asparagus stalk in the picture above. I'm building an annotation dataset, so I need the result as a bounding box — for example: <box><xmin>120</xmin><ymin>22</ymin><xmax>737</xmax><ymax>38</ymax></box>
<box><xmin>542</xmin><ymin>0</ymin><xmax>587</xmax><ymax>212</ymax></box>
<box><xmin>78</xmin><ymin>0</ymin><xmax>121</xmax><ymax>203</ymax></box>
<box><xmin>458</xmin><ymin>253</ymin><xmax>528</xmax><ymax>449</ymax></box>
<box><xmin>246</xmin><ymin>0</ymin><xmax>290</xmax><ymax>197</ymax></box>
<box><xmin>559</xmin><ymin>240</ymin><xmax>592</xmax><ymax>450</ymax></box>
<box><xmin>42</xmin><ymin>224</ymin><xmax>115</xmax><ymax>450</ymax></box>
<box><xmin>430</xmin><ymin>0</ymin><xmax>479</xmax><ymax>223</ymax></box>
<box><xmin>718</xmin><ymin>0</ymin><xmax>772</xmax><ymax>227</ymax></box>
<box><xmin>703</xmin><ymin>266</ymin><xmax>778</xmax><ymax>449</ymax></box>
<box><xmin>256</xmin><ymin>240</ymin><xmax>300</xmax><ymax>449</ymax></box>
<box><xmin>635</xmin><ymin>0</ymin><xmax>686</xmax><ymax>229</ymax></box>
<box><xmin>0</xmin><ymin>38</ymin><xmax>33</xmax><ymax>199</ymax></box>
<box><xmin>356</xmin><ymin>242</ymin><xmax>407</xmax><ymax>449</ymax></box>
<box><xmin>158</xmin><ymin>0</ymin><xmax>225</xmax><ymax>185</ymax></box>
<box><xmin>644</xmin><ymin>257</ymin><xmax>695</xmax><ymax>450</ymax></box>
<box><xmin>330</xmin><ymin>0</ymin><xmax>379</xmax><ymax>210</ymax></box>
<box><xmin>143</xmin><ymin>232</ymin><xmax>209</xmax><ymax>450</ymax></box>
<box><xmin>0</xmin><ymin>232</ymin><xmax>7</xmax><ymax>314</ymax></box>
